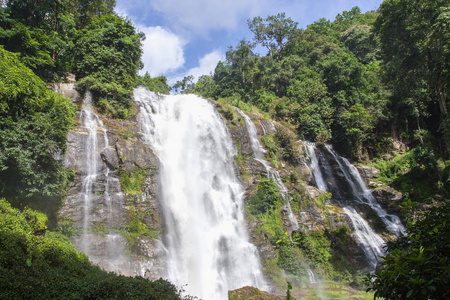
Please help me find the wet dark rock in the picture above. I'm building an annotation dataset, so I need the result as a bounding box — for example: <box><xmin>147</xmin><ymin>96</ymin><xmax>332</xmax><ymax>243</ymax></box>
<box><xmin>372</xmin><ymin>186</ymin><xmax>403</xmax><ymax>215</ymax></box>
<box><xmin>101</xmin><ymin>147</ymin><xmax>119</xmax><ymax>170</ymax></box>
<box><xmin>58</xmin><ymin>82</ymin><xmax>164</xmax><ymax>280</ymax></box>
<box><xmin>356</xmin><ymin>165</ymin><xmax>380</xmax><ymax>184</ymax></box>
<box><xmin>116</xmin><ymin>138</ymin><xmax>159</xmax><ymax>171</ymax></box>
<box><xmin>230</xmin><ymin>125</ymin><xmax>253</xmax><ymax>156</ymax></box>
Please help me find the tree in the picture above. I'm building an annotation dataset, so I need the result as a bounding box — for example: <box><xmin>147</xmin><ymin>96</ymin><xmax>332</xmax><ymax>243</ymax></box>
<box><xmin>225</xmin><ymin>39</ymin><xmax>256</xmax><ymax>92</ymax></box>
<box><xmin>172</xmin><ymin>75</ymin><xmax>195</xmax><ymax>94</ymax></box>
<box><xmin>374</xmin><ymin>0</ymin><xmax>450</xmax><ymax>149</ymax></box>
<box><xmin>368</xmin><ymin>200</ymin><xmax>450</xmax><ymax>299</ymax></box>
<box><xmin>0</xmin><ymin>47</ymin><xmax>75</xmax><ymax>204</ymax></box>
<box><xmin>136</xmin><ymin>72</ymin><xmax>170</xmax><ymax>94</ymax></box>
<box><xmin>335</xmin><ymin>104</ymin><xmax>374</xmax><ymax>158</ymax></box>
<box><xmin>0</xmin><ymin>8</ymin><xmax>54</xmax><ymax>79</ymax></box>
<box><xmin>248</xmin><ymin>13</ymin><xmax>298</xmax><ymax>60</ymax></box>
<box><xmin>74</xmin><ymin>14</ymin><xmax>143</xmax><ymax>118</ymax></box>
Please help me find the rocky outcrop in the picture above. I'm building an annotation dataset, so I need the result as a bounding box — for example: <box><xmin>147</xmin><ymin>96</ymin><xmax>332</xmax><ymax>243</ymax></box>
<box><xmin>372</xmin><ymin>186</ymin><xmax>403</xmax><ymax>215</ymax></box>
<box><xmin>57</xmin><ymin>84</ymin><xmax>165</xmax><ymax>280</ymax></box>
<box><xmin>228</xmin><ymin>286</ymin><xmax>288</xmax><ymax>300</ymax></box>
<box><xmin>356</xmin><ymin>165</ymin><xmax>380</xmax><ymax>184</ymax></box>
<box><xmin>50</xmin><ymin>74</ymin><xmax>80</xmax><ymax>101</ymax></box>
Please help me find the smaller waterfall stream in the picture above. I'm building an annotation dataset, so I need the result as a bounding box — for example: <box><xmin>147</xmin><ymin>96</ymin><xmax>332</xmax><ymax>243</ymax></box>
<box><xmin>325</xmin><ymin>145</ymin><xmax>405</xmax><ymax>236</ymax></box>
<box><xmin>135</xmin><ymin>88</ymin><xmax>266</xmax><ymax>300</ymax></box>
<box><xmin>303</xmin><ymin>143</ymin><xmax>387</xmax><ymax>269</ymax></box>
<box><xmin>79</xmin><ymin>91</ymin><xmax>104</xmax><ymax>254</ymax></box>
<box><xmin>75</xmin><ymin>91</ymin><xmax>128</xmax><ymax>272</ymax></box>
<box><xmin>235</xmin><ymin>109</ymin><xmax>299</xmax><ymax>232</ymax></box>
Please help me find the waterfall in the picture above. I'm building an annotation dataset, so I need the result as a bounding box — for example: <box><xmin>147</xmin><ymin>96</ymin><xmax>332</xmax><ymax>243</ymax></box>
<box><xmin>325</xmin><ymin>145</ymin><xmax>405</xmax><ymax>236</ymax></box>
<box><xmin>134</xmin><ymin>88</ymin><xmax>266</xmax><ymax>300</ymax></box>
<box><xmin>303</xmin><ymin>143</ymin><xmax>386</xmax><ymax>268</ymax></box>
<box><xmin>75</xmin><ymin>91</ymin><xmax>129</xmax><ymax>273</ymax></box>
<box><xmin>303</xmin><ymin>143</ymin><xmax>327</xmax><ymax>191</ymax></box>
<box><xmin>235</xmin><ymin>108</ymin><xmax>299</xmax><ymax>232</ymax></box>
<box><xmin>79</xmin><ymin>91</ymin><xmax>100</xmax><ymax>254</ymax></box>
<box><xmin>343</xmin><ymin>207</ymin><xmax>385</xmax><ymax>269</ymax></box>
<box><xmin>307</xmin><ymin>269</ymin><xmax>317</xmax><ymax>284</ymax></box>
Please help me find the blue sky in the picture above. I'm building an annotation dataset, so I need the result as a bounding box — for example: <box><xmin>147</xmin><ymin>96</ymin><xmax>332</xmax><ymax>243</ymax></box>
<box><xmin>115</xmin><ymin>0</ymin><xmax>384</xmax><ymax>85</ymax></box>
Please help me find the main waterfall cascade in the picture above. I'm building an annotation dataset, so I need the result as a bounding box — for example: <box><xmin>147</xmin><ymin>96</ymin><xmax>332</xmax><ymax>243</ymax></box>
<box><xmin>134</xmin><ymin>88</ymin><xmax>267</xmax><ymax>300</ymax></box>
<box><xmin>303</xmin><ymin>143</ymin><xmax>404</xmax><ymax>269</ymax></box>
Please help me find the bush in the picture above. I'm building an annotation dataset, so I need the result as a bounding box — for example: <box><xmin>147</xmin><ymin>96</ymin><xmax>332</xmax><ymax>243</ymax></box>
<box><xmin>292</xmin><ymin>231</ymin><xmax>332</xmax><ymax>268</ymax></box>
<box><xmin>275</xmin><ymin>123</ymin><xmax>301</xmax><ymax>164</ymax></box>
<box><xmin>277</xmin><ymin>245</ymin><xmax>308</xmax><ymax>278</ymax></box>
<box><xmin>0</xmin><ymin>47</ymin><xmax>75</xmax><ymax>207</ymax></box>
<box><xmin>248</xmin><ymin>177</ymin><xmax>280</xmax><ymax>215</ymax></box>
<box><xmin>368</xmin><ymin>200</ymin><xmax>450</xmax><ymax>300</ymax></box>
<box><xmin>74</xmin><ymin>14</ymin><xmax>143</xmax><ymax>119</ymax></box>
<box><xmin>0</xmin><ymin>199</ymin><xmax>191</xmax><ymax>299</ymax></box>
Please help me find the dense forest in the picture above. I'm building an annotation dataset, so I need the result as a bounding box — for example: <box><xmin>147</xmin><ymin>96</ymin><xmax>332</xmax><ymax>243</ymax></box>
<box><xmin>0</xmin><ymin>0</ymin><xmax>449</xmax><ymax>299</ymax></box>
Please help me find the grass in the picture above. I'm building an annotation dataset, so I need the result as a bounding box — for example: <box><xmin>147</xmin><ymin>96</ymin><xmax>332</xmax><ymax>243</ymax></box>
<box><xmin>300</xmin><ymin>281</ymin><xmax>374</xmax><ymax>300</ymax></box>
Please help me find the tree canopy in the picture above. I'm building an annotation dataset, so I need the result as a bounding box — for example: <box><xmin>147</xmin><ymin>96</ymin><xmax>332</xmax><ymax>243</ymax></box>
<box><xmin>0</xmin><ymin>47</ymin><xmax>75</xmax><ymax>205</ymax></box>
<box><xmin>74</xmin><ymin>13</ymin><xmax>143</xmax><ymax>118</ymax></box>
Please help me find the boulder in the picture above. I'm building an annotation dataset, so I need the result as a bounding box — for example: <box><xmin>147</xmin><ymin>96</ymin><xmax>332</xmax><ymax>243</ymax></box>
<box><xmin>228</xmin><ymin>286</ymin><xmax>288</xmax><ymax>300</ymax></box>
<box><xmin>372</xmin><ymin>186</ymin><xmax>403</xmax><ymax>214</ymax></box>
<box><xmin>355</xmin><ymin>165</ymin><xmax>380</xmax><ymax>183</ymax></box>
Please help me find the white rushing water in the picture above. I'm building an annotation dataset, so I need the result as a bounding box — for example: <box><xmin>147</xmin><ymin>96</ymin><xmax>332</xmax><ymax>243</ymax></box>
<box><xmin>235</xmin><ymin>108</ymin><xmax>299</xmax><ymax>232</ymax></box>
<box><xmin>303</xmin><ymin>143</ymin><xmax>327</xmax><ymax>191</ymax></box>
<box><xmin>303</xmin><ymin>143</ymin><xmax>387</xmax><ymax>268</ymax></box>
<box><xmin>79</xmin><ymin>91</ymin><xmax>100</xmax><ymax>253</ymax></box>
<box><xmin>77</xmin><ymin>91</ymin><xmax>127</xmax><ymax>272</ymax></box>
<box><xmin>325</xmin><ymin>145</ymin><xmax>405</xmax><ymax>236</ymax></box>
<box><xmin>134</xmin><ymin>88</ymin><xmax>266</xmax><ymax>300</ymax></box>
<box><xmin>343</xmin><ymin>207</ymin><xmax>385</xmax><ymax>269</ymax></box>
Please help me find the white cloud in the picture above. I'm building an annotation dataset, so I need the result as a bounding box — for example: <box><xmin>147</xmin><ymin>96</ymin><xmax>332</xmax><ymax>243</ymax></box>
<box><xmin>149</xmin><ymin>0</ymin><xmax>262</xmax><ymax>37</ymax></box>
<box><xmin>138</xmin><ymin>26</ymin><xmax>186</xmax><ymax>76</ymax></box>
<box><xmin>187</xmin><ymin>50</ymin><xmax>224</xmax><ymax>80</ymax></box>
<box><xmin>168</xmin><ymin>50</ymin><xmax>224</xmax><ymax>86</ymax></box>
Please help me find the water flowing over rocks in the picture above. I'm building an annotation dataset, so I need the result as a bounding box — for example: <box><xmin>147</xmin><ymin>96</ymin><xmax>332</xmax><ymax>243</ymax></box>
<box><xmin>55</xmin><ymin>82</ymin><xmax>405</xmax><ymax>298</ymax></box>
<box><xmin>134</xmin><ymin>88</ymin><xmax>267</xmax><ymax>300</ymax></box>
<box><xmin>58</xmin><ymin>86</ymin><xmax>164</xmax><ymax>279</ymax></box>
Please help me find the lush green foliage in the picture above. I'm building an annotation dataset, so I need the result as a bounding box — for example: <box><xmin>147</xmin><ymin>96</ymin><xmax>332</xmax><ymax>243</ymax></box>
<box><xmin>193</xmin><ymin>7</ymin><xmax>389</xmax><ymax>159</ymax></box>
<box><xmin>0</xmin><ymin>47</ymin><xmax>75</xmax><ymax>207</ymax></box>
<box><xmin>194</xmin><ymin>2</ymin><xmax>449</xmax><ymax>160</ymax></box>
<box><xmin>374</xmin><ymin>0</ymin><xmax>450</xmax><ymax>152</ymax></box>
<box><xmin>1</xmin><ymin>1</ymin><xmax>145</xmax><ymax>118</ymax></box>
<box><xmin>137</xmin><ymin>72</ymin><xmax>170</xmax><ymax>94</ymax></box>
<box><xmin>277</xmin><ymin>245</ymin><xmax>308</xmax><ymax>278</ymax></box>
<box><xmin>372</xmin><ymin>148</ymin><xmax>446</xmax><ymax>202</ymax></box>
<box><xmin>119</xmin><ymin>168</ymin><xmax>148</xmax><ymax>196</ymax></box>
<box><xmin>368</xmin><ymin>200</ymin><xmax>450</xmax><ymax>299</ymax></box>
<box><xmin>292</xmin><ymin>231</ymin><xmax>332</xmax><ymax>268</ymax></box>
<box><xmin>248</xmin><ymin>177</ymin><xmax>280</xmax><ymax>215</ymax></box>
<box><xmin>0</xmin><ymin>199</ymin><xmax>188</xmax><ymax>299</ymax></box>
<box><xmin>75</xmin><ymin>14</ymin><xmax>143</xmax><ymax>118</ymax></box>
<box><xmin>0</xmin><ymin>0</ymin><xmax>116</xmax><ymax>81</ymax></box>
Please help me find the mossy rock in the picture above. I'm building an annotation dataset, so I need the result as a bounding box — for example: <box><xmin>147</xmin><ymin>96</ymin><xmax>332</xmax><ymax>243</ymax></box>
<box><xmin>228</xmin><ymin>286</ymin><xmax>290</xmax><ymax>300</ymax></box>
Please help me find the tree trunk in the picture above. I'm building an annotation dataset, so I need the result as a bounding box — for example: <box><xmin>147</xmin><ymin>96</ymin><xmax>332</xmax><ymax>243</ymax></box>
<box><xmin>436</xmin><ymin>85</ymin><xmax>447</xmax><ymax>115</ymax></box>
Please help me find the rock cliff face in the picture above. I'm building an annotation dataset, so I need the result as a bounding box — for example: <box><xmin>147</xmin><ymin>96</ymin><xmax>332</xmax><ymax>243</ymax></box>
<box><xmin>55</xmin><ymin>86</ymin><xmax>402</xmax><ymax>298</ymax></box>
<box><xmin>224</xmin><ymin>110</ymin><xmax>370</xmax><ymax>277</ymax></box>
<box><xmin>56</xmin><ymin>86</ymin><xmax>164</xmax><ymax>279</ymax></box>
